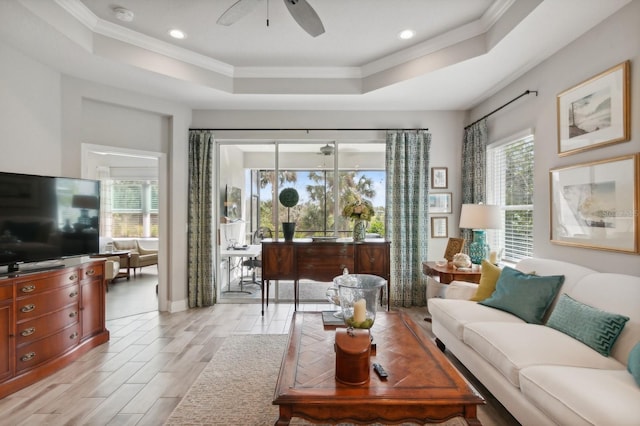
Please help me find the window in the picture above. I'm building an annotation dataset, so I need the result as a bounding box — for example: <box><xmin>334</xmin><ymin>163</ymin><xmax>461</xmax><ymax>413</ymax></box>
<box><xmin>486</xmin><ymin>133</ymin><xmax>534</xmax><ymax>262</ymax></box>
<box><xmin>258</xmin><ymin>169</ymin><xmax>385</xmax><ymax>238</ymax></box>
<box><xmin>103</xmin><ymin>179</ymin><xmax>158</xmax><ymax>238</ymax></box>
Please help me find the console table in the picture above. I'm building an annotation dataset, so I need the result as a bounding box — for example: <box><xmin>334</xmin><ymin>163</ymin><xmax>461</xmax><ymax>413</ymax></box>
<box><xmin>261</xmin><ymin>240</ymin><xmax>390</xmax><ymax>315</ymax></box>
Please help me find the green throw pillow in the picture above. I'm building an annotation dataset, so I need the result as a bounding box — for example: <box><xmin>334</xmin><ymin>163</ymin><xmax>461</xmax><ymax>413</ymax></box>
<box><xmin>479</xmin><ymin>266</ymin><xmax>564</xmax><ymax>324</ymax></box>
<box><xmin>471</xmin><ymin>260</ymin><xmax>501</xmax><ymax>301</ymax></box>
<box><xmin>547</xmin><ymin>294</ymin><xmax>629</xmax><ymax>357</ymax></box>
<box><xmin>628</xmin><ymin>342</ymin><xmax>640</xmax><ymax>386</ymax></box>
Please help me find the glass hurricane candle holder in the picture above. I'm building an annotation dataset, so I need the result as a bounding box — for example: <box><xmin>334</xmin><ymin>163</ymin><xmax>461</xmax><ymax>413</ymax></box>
<box><xmin>334</xmin><ymin>274</ymin><xmax>386</xmax><ymax>329</ymax></box>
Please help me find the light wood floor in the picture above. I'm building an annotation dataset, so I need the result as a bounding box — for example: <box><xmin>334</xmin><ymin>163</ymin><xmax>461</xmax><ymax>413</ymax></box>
<box><xmin>0</xmin><ymin>273</ymin><xmax>520</xmax><ymax>425</ymax></box>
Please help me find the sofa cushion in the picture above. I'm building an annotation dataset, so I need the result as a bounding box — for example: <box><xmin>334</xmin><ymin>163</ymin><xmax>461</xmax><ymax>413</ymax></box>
<box><xmin>479</xmin><ymin>266</ymin><xmax>564</xmax><ymax>324</ymax></box>
<box><xmin>628</xmin><ymin>342</ymin><xmax>640</xmax><ymax>386</ymax></box>
<box><xmin>547</xmin><ymin>294</ymin><xmax>629</xmax><ymax>356</ymax></box>
<box><xmin>463</xmin><ymin>322</ymin><xmax>625</xmax><ymax>388</ymax></box>
<box><xmin>428</xmin><ymin>298</ymin><xmax>524</xmax><ymax>340</ymax></box>
<box><xmin>520</xmin><ymin>365</ymin><xmax>640</xmax><ymax>426</ymax></box>
<box><xmin>470</xmin><ymin>260</ymin><xmax>501</xmax><ymax>301</ymax></box>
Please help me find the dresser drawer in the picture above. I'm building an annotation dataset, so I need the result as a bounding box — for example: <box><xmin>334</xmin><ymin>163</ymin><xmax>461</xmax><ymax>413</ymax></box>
<box><xmin>16</xmin><ymin>323</ymin><xmax>81</xmax><ymax>373</ymax></box>
<box><xmin>16</xmin><ymin>304</ymin><xmax>80</xmax><ymax>346</ymax></box>
<box><xmin>297</xmin><ymin>258</ymin><xmax>354</xmax><ymax>281</ymax></box>
<box><xmin>79</xmin><ymin>262</ymin><xmax>103</xmax><ymax>282</ymax></box>
<box><xmin>297</xmin><ymin>245</ymin><xmax>353</xmax><ymax>258</ymax></box>
<box><xmin>16</xmin><ymin>284</ymin><xmax>80</xmax><ymax>322</ymax></box>
<box><xmin>15</xmin><ymin>270</ymin><xmax>78</xmax><ymax>296</ymax></box>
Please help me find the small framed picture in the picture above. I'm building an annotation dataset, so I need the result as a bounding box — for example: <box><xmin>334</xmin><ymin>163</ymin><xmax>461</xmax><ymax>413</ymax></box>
<box><xmin>443</xmin><ymin>237</ymin><xmax>465</xmax><ymax>261</ymax></box>
<box><xmin>428</xmin><ymin>192</ymin><xmax>452</xmax><ymax>214</ymax></box>
<box><xmin>431</xmin><ymin>217</ymin><xmax>448</xmax><ymax>238</ymax></box>
<box><xmin>431</xmin><ymin>167</ymin><xmax>448</xmax><ymax>189</ymax></box>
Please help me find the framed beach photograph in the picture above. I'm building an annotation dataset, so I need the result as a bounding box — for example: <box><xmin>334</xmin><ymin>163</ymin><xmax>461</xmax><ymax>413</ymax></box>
<box><xmin>431</xmin><ymin>167</ymin><xmax>448</xmax><ymax>189</ymax></box>
<box><xmin>557</xmin><ymin>61</ymin><xmax>630</xmax><ymax>156</ymax></box>
<box><xmin>428</xmin><ymin>192</ymin><xmax>452</xmax><ymax>214</ymax></box>
<box><xmin>549</xmin><ymin>154</ymin><xmax>638</xmax><ymax>253</ymax></box>
<box><xmin>431</xmin><ymin>216</ymin><xmax>448</xmax><ymax>238</ymax></box>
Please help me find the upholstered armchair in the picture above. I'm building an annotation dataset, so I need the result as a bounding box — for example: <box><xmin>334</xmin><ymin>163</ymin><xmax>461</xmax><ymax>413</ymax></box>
<box><xmin>104</xmin><ymin>255</ymin><xmax>120</xmax><ymax>292</ymax></box>
<box><xmin>112</xmin><ymin>239</ymin><xmax>158</xmax><ymax>276</ymax></box>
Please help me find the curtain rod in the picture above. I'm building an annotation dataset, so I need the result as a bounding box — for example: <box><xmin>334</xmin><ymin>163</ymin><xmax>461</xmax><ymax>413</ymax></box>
<box><xmin>189</xmin><ymin>127</ymin><xmax>428</xmax><ymax>132</ymax></box>
<box><xmin>464</xmin><ymin>90</ymin><xmax>538</xmax><ymax>130</ymax></box>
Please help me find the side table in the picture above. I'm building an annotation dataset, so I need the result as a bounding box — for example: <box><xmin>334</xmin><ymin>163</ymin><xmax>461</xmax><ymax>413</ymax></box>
<box><xmin>422</xmin><ymin>261</ymin><xmax>482</xmax><ymax>284</ymax></box>
<box><xmin>91</xmin><ymin>251</ymin><xmax>131</xmax><ymax>280</ymax></box>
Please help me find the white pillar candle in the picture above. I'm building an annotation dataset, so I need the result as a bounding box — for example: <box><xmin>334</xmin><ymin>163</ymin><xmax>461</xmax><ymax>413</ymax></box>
<box><xmin>489</xmin><ymin>251</ymin><xmax>497</xmax><ymax>264</ymax></box>
<box><xmin>353</xmin><ymin>299</ymin><xmax>367</xmax><ymax>323</ymax></box>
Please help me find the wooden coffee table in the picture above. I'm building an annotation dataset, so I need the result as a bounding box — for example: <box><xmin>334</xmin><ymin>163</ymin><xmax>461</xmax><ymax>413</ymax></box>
<box><xmin>273</xmin><ymin>311</ymin><xmax>484</xmax><ymax>425</ymax></box>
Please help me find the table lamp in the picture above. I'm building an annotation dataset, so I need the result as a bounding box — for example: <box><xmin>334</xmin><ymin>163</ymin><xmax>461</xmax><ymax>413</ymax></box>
<box><xmin>459</xmin><ymin>203</ymin><xmax>501</xmax><ymax>265</ymax></box>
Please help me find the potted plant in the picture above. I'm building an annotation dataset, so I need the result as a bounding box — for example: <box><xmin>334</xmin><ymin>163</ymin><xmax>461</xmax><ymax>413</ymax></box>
<box><xmin>279</xmin><ymin>187</ymin><xmax>299</xmax><ymax>241</ymax></box>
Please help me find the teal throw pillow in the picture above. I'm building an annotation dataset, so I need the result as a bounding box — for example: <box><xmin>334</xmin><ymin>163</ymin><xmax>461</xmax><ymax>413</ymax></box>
<box><xmin>628</xmin><ymin>342</ymin><xmax>640</xmax><ymax>386</ymax></box>
<box><xmin>479</xmin><ymin>266</ymin><xmax>564</xmax><ymax>324</ymax></box>
<box><xmin>547</xmin><ymin>294</ymin><xmax>629</xmax><ymax>357</ymax></box>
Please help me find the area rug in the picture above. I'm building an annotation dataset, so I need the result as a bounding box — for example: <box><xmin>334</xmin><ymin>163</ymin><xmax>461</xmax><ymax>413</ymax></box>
<box><xmin>164</xmin><ymin>334</ymin><xmax>468</xmax><ymax>426</ymax></box>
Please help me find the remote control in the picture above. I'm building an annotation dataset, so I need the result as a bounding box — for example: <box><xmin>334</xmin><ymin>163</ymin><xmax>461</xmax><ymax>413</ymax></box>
<box><xmin>373</xmin><ymin>363</ymin><xmax>388</xmax><ymax>379</ymax></box>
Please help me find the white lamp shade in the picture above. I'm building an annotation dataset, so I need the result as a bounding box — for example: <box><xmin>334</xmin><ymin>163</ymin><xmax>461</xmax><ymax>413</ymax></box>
<box><xmin>459</xmin><ymin>204</ymin><xmax>502</xmax><ymax>230</ymax></box>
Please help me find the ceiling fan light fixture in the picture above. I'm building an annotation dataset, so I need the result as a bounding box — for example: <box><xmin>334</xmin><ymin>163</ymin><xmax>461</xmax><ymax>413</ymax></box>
<box><xmin>398</xmin><ymin>29</ymin><xmax>415</xmax><ymax>40</ymax></box>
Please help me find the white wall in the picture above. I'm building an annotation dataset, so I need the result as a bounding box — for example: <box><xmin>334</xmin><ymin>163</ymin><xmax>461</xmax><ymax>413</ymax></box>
<box><xmin>0</xmin><ymin>41</ymin><xmax>193</xmax><ymax>312</ymax></box>
<box><xmin>0</xmin><ymin>40</ymin><xmax>61</xmax><ymax>175</ymax></box>
<box><xmin>469</xmin><ymin>0</ymin><xmax>640</xmax><ymax>276</ymax></box>
<box><xmin>192</xmin><ymin>110</ymin><xmax>467</xmax><ymax>259</ymax></box>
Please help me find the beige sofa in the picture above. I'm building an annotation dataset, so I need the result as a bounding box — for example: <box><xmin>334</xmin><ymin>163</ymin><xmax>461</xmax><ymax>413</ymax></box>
<box><xmin>428</xmin><ymin>258</ymin><xmax>640</xmax><ymax>425</ymax></box>
<box><xmin>112</xmin><ymin>239</ymin><xmax>158</xmax><ymax>276</ymax></box>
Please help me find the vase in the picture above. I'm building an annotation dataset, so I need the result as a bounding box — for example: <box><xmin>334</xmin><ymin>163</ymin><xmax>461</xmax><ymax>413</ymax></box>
<box><xmin>282</xmin><ymin>222</ymin><xmax>296</xmax><ymax>241</ymax></box>
<box><xmin>353</xmin><ymin>219</ymin><xmax>366</xmax><ymax>242</ymax></box>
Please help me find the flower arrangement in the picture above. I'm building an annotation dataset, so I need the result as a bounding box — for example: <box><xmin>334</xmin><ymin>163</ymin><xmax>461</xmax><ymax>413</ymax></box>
<box><xmin>342</xmin><ymin>198</ymin><xmax>375</xmax><ymax>221</ymax></box>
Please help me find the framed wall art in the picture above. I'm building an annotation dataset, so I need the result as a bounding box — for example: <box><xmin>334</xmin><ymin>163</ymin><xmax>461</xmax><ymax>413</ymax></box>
<box><xmin>431</xmin><ymin>167</ymin><xmax>448</xmax><ymax>189</ymax></box>
<box><xmin>443</xmin><ymin>237</ymin><xmax>465</xmax><ymax>261</ymax></box>
<box><xmin>431</xmin><ymin>216</ymin><xmax>448</xmax><ymax>238</ymax></box>
<box><xmin>557</xmin><ymin>60</ymin><xmax>630</xmax><ymax>156</ymax></box>
<box><xmin>428</xmin><ymin>192</ymin><xmax>452</xmax><ymax>214</ymax></box>
<box><xmin>549</xmin><ymin>153</ymin><xmax>638</xmax><ymax>253</ymax></box>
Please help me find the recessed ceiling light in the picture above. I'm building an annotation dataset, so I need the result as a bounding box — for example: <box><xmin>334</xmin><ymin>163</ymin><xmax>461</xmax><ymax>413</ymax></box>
<box><xmin>398</xmin><ymin>29</ymin><xmax>415</xmax><ymax>40</ymax></box>
<box><xmin>113</xmin><ymin>7</ymin><xmax>134</xmax><ymax>22</ymax></box>
<box><xmin>169</xmin><ymin>29</ymin><xmax>186</xmax><ymax>39</ymax></box>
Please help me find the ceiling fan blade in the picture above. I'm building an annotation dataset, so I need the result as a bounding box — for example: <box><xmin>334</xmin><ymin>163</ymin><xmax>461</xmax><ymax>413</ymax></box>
<box><xmin>217</xmin><ymin>0</ymin><xmax>263</xmax><ymax>26</ymax></box>
<box><xmin>283</xmin><ymin>0</ymin><xmax>325</xmax><ymax>37</ymax></box>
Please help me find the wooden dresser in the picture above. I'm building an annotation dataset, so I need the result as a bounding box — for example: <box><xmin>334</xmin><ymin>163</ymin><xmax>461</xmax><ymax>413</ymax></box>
<box><xmin>0</xmin><ymin>260</ymin><xmax>109</xmax><ymax>398</ymax></box>
<box><xmin>261</xmin><ymin>240</ymin><xmax>390</xmax><ymax>315</ymax></box>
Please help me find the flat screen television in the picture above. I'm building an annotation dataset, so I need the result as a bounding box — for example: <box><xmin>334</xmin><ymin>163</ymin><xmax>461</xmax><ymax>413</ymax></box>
<box><xmin>0</xmin><ymin>171</ymin><xmax>100</xmax><ymax>273</ymax></box>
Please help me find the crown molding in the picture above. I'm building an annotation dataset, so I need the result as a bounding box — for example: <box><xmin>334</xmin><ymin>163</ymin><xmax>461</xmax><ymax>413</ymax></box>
<box><xmin>54</xmin><ymin>0</ymin><xmax>512</xmax><ymax>82</ymax></box>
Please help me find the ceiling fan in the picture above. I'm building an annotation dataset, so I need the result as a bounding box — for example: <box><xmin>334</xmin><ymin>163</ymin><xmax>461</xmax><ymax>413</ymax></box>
<box><xmin>217</xmin><ymin>0</ymin><xmax>325</xmax><ymax>37</ymax></box>
<box><xmin>318</xmin><ymin>144</ymin><xmax>335</xmax><ymax>156</ymax></box>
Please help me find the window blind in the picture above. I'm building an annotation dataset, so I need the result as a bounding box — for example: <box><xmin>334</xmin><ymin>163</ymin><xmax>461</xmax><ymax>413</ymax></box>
<box><xmin>487</xmin><ymin>135</ymin><xmax>534</xmax><ymax>262</ymax></box>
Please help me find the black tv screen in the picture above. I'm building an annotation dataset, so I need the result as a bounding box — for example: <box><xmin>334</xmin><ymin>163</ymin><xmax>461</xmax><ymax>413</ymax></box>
<box><xmin>0</xmin><ymin>171</ymin><xmax>100</xmax><ymax>271</ymax></box>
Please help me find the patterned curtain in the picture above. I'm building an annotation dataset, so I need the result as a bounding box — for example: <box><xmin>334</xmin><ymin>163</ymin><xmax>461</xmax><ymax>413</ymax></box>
<box><xmin>385</xmin><ymin>130</ymin><xmax>431</xmax><ymax>307</ymax></box>
<box><xmin>188</xmin><ymin>130</ymin><xmax>215</xmax><ymax>307</ymax></box>
<box><xmin>461</xmin><ymin>120</ymin><xmax>488</xmax><ymax>249</ymax></box>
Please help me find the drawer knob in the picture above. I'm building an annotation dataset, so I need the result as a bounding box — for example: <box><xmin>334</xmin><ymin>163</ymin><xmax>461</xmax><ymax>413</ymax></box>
<box><xmin>21</xmin><ymin>284</ymin><xmax>36</xmax><ymax>293</ymax></box>
<box><xmin>69</xmin><ymin>311</ymin><xmax>78</xmax><ymax>318</ymax></box>
<box><xmin>369</xmin><ymin>257</ymin><xmax>375</xmax><ymax>263</ymax></box>
<box><xmin>85</xmin><ymin>269</ymin><xmax>95</xmax><ymax>276</ymax></box>
<box><xmin>69</xmin><ymin>291</ymin><xmax>78</xmax><ymax>298</ymax></box>
<box><xmin>69</xmin><ymin>331</ymin><xmax>79</xmax><ymax>340</ymax></box>
<box><xmin>20</xmin><ymin>352</ymin><xmax>36</xmax><ymax>362</ymax></box>
<box><xmin>69</xmin><ymin>274</ymin><xmax>78</xmax><ymax>281</ymax></box>
<box><xmin>20</xmin><ymin>304</ymin><xmax>35</xmax><ymax>313</ymax></box>
<box><xmin>21</xmin><ymin>327</ymin><xmax>36</xmax><ymax>337</ymax></box>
